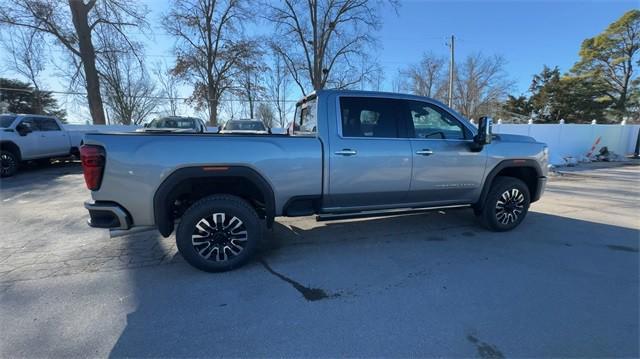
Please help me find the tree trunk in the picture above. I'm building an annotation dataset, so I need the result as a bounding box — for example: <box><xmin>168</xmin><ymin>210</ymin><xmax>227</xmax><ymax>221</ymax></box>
<box><xmin>68</xmin><ymin>0</ymin><xmax>106</xmax><ymax>125</ymax></box>
<box><xmin>208</xmin><ymin>97</ymin><xmax>218</xmax><ymax>126</ymax></box>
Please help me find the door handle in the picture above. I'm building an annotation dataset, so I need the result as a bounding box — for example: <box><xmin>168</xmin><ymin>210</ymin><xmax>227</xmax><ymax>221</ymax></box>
<box><xmin>335</xmin><ymin>149</ymin><xmax>357</xmax><ymax>156</ymax></box>
<box><xmin>416</xmin><ymin>149</ymin><xmax>433</xmax><ymax>156</ymax></box>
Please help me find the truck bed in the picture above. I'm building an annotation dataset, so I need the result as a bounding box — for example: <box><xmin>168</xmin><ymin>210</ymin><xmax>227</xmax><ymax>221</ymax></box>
<box><xmin>83</xmin><ymin>132</ymin><xmax>323</xmax><ymax>226</ymax></box>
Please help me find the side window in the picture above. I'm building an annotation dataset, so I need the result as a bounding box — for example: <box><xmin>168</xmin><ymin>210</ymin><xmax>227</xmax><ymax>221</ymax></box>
<box><xmin>406</xmin><ymin>101</ymin><xmax>465</xmax><ymax>140</ymax></box>
<box><xmin>339</xmin><ymin>97</ymin><xmax>404</xmax><ymax>138</ymax></box>
<box><xmin>36</xmin><ymin>118</ymin><xmax>61</xmax><ymax>131</ymax></box>
<box><xmin>19</xmin><ymin>118</ymin><xmax>40</xmax><ymax>131</ymax></box>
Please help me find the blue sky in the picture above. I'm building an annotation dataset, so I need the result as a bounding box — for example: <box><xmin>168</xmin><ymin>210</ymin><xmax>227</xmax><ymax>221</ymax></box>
<box><xmin>378</xmin><ymin>0</ymin><xmax>638</xmax><ymax>94</ymax></box>
<box><xmin>5</xmin><ymin>0</ymin><xmax>637</xmax><ymax>122</ymax></box>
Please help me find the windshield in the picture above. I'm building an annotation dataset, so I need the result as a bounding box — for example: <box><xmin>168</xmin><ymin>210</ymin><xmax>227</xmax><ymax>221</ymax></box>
<box><xmin>148</xmin><ymin>117</ymin><xmax>196</xmax><ymax>129</ymax></box>
<box><xmin>0</xmin><ymin>115</ymin><xmax>17</xmax><ymax>128</ymax></box>
<box><xmin>224</xmin><ymin>121</ymin><xmax>266</xmax><ymax>131</ymax></box>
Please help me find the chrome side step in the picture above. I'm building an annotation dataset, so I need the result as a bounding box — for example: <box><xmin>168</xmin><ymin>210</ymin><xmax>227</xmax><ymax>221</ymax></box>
<box><xmin>316</xmin><ymin>204</ymin><xmax>470</xmax><ymax>222</ymax></box>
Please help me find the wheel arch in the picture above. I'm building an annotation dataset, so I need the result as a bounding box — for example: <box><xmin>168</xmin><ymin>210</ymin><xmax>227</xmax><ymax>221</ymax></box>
<box><xmin>153</xmin><ymin>166</ymin><xmax>276</xmax><ymax>237</ymax></box>
<box><xmin>475</xmin><ymin>159</ymin><xmax>543</xmax><ymax>210</ymax></box>
<box><xmin>0</xmin><ymin>141</ymin><xmax>22</xmax><ymax>161</ymax></box>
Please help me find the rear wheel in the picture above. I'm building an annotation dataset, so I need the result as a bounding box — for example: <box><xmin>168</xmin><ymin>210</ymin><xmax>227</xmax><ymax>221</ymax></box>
<box><xmin>176</xmin><ymin>194</ymin><xmax>262</xmax><ymax>272</ymax></box>
<box><xmin>0</xmin><ymin>150</ymin><xmax>18</xmax><ymax>177</ymax></box>
<box><xmin>480</xmin><ymin>176</ymin><xmax>530</xmax><ymax>231</ymax></box>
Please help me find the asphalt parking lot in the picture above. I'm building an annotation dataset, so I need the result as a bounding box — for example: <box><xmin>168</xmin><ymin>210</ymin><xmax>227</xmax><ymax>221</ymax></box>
<box><xmin>1</xmin><ymin>161</ymin><xmax>639</xmax><ymax>358</ymax></box>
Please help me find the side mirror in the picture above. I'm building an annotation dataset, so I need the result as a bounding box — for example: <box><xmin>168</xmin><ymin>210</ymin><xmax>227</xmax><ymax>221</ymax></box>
<box><xmin>16</xmin><ymin>123</ymin><xmax>33</xmax><ymax>136</ymax></box>
<box><xmin>471</xmin><ymin>116</ymin><xmax>492</xmax><ymax>151</ymax></box>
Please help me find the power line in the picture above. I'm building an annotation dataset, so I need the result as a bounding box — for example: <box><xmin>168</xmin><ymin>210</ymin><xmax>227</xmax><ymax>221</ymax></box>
<box><xmin>0</xmin><ymin>87</ymin><xmax>300</xmax><ymax>103</ymax></box>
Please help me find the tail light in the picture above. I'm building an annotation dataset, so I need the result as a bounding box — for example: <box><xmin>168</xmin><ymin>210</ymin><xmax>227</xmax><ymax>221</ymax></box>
<box><xmin>80</xmin><ymin>144</ymin><xmax>105</xmax><ymax>190</ymax></box>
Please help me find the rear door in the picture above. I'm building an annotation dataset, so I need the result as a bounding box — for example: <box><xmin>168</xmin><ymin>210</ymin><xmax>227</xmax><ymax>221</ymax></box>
<box><xmin>327</xmin><ymin>96</ymin><xmax>412</xmax><ymax>209</ymax></box>
<box><xmin>405</xmin><ymin>100</ymin><xmax>487</xmax><ymax>204</ymax></box>
<box><xmin>35</xmin><ymin>118</ymin><xmax>70</xmax><ymax>156</ymax></box>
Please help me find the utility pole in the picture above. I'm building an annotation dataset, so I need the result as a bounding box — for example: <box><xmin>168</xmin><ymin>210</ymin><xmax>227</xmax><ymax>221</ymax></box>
<box><xmin>447</xmin><ymin>34</ymin><xmax>455</xmax><ymax>108</ymax></box>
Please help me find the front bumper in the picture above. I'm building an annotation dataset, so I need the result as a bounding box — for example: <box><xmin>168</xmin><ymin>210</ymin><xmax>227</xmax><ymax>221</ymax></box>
<box><xmin>532</xmin><ymin>176</ymin><xmax>547</xmax><ymax>202</ymax></box>
<box><xmin>84</xmin><ymin>200</ymin><xmax>132</xmax><ymax>229</ymax></box>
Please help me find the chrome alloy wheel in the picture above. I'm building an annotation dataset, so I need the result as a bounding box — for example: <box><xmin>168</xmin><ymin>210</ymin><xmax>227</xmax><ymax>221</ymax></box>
<box><xmin>495</xmin><ymin>188</ymin><xmax>525</xmax><ymax>225</ymax></box>
<box><xmin>191</xmin><ymin>213</ymin><xmax>248</xmax><ymax>262</ymax></box>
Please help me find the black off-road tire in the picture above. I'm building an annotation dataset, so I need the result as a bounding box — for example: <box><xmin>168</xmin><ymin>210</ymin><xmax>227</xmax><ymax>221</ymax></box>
<box><xmin>480</xmin><ymin>176</ymin><xmax>531</xmax><ymax>232</ymax></box>
<box><xmin>0</xmin><ymin>150</ymin><xmax>18</xmax><ymax>178</ymax></box>
<box><xmin>176</xmin><ymin>194</ymin><xmax>263</xmax><ymax>272</ymax></box>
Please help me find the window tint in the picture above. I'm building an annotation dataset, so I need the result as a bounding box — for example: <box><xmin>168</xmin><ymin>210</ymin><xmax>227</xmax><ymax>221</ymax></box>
<box><xmin>0</xmin><ymin>115</ymin><xmax>16</xmax><ymax>128</ymax></box>
<box><xmin>339</xmin><ymin>97</ymin><xmax>404</xmax><ymax>138</ymax></box>
<box><xmin>406</xmin><ymin>101</ymin><xmax>465</xmax><ymax>140</ymax></box>
<box><xmin>19</xmin><ymin>118</ymin><xmax>40</xmax><ymax>131</ymax></box>
<box><xmin>36</xmin><ymin>118</ymin><xmax>61</xmax><ymax>131</ymax></box>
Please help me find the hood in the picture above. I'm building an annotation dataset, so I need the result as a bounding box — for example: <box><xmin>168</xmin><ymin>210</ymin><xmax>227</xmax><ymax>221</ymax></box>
<box><xmin>494</xmin><ymin>133</ymin><xmax>537</xmax><ymax>143</ymax></box>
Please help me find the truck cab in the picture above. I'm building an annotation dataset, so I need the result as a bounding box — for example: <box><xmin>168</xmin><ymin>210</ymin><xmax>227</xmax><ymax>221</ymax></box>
<box><xmin>1</xmin><ymin>114</ymin><xmax>74</xmax><ymax>177</ymax></box>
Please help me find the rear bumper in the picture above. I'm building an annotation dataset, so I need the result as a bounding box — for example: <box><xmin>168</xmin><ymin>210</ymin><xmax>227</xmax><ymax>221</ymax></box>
<box><xmin>532</xmin><ymin>176</ymin><xmax>547</xmax><ymax>202</ymax></box>
<box><xmin>84</xmin><ymin>200</ymin><xmax>132</xmax><ymax>229</ymax></box>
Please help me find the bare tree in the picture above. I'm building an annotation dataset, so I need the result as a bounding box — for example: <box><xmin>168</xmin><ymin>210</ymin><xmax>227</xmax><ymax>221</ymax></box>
<box><xmin>0</xmin><ymin>0</ymin><xmax>148</xmax><ymax>124</ymax></box>
<box><xmin>1</xmin><ymin>27</ymin><xmax>46</xmax><ymax>112</ymax></box>
<box><xmin>399</xmin><ymin>52</ymin><xmax>446</xmax><ymax>98</ymax></box>
<box><xmin>99</xmin><ymin>49</ymin><xmax>158</xmax><ymax>125</ymax></box>
<box><xmin>153</xmin><ymin>61</ymin><xmax>181</xmax><ymax>116</ymax></box>
<box><xmin>255</xmin><ymin>102</ymin><xmax>275</xmax><ymax>128</ymax></box>
<box><xmin>453</xmin><ymin>53</ymin><xmax>514</xmax><ymax>120</ymax></box>
<box><xmin>267</xmin><ymin>0</ymin><xmax>394</xmax><ymax>95</ymax></box>
<box><xmin>265</xmin><ymin>49</ymin><xmax>293</xmax><ymax>127</ymax></box>
<box><xmin>237</xmin><ymin>51</ymin><xmax>266</xmax><ymax>119</ymax></box>
<box><xmin>163</xmin><ymin>0</ymin><xmax>256</xmax><ymax>125</ymax></box>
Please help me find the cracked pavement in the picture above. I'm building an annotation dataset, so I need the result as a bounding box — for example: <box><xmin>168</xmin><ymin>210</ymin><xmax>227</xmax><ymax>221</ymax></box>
<box><xmin>0</xmin><ymin>161</ymin><xmax>638</xmax><ymax>357</ymax></box>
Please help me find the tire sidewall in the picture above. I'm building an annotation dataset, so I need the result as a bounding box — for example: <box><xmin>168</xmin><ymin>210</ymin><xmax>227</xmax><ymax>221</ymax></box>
<box><xmin>176</xmin><ymin>196</ymin><xmax>262</xmax><ymax>272</ymax></box>
<box><xmin>0</xmin><ymin>150</ymin><xmax>18</xmax><ymax>178</ymax></box>
<box><xmin>483</xmin><ymin>177</ymin><xmax>531</xmax><ymax>231</ymax></box>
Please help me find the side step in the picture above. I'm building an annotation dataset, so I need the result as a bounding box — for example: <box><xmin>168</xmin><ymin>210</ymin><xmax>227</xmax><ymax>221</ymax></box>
<box><xmin>316</xmin><ymin>204</ymin><xmax>470</xmax><ymax>222</ymax></box>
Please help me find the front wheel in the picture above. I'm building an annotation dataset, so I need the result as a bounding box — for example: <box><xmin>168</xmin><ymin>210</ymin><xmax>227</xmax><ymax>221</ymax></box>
<box><xmin>0</xmin><ymin>150</ymin><xmax>18</xmax><ymax>177</ymax></box>
<box><xmin>480</xmin><ymin>177</ymin><xmax>531</xmax><ymax>231</ymax></box>
<box><xmin>176</xmin><ymin>194</ymin><xmax>263</xmax><ymax>272</ymax></box>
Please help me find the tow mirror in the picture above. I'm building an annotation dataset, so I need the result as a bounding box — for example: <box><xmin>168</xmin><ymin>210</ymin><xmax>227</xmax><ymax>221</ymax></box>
<box><xmin>471</xmin><ymin>116</ymin><xmax>492</xmax><ymax>151</ymax></box>
<box><xmin>16</xmin><ymin>122</ymin><xmax>33</xmax><ymax>136</ymax></box>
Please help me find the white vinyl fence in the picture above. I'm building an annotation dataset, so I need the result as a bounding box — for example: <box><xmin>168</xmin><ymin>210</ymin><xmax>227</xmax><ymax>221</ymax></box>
<box><xmin>489</xmin><ymin>121</ymin><xmax>640</xmax><ymax>165</ymax></box>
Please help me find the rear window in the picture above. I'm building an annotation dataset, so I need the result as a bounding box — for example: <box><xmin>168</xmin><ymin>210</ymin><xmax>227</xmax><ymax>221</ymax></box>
<box><xmin>148</xmin><ymin>118</ymin><xmax>196</xmax><ymax>129</ymax></box>
<box><xmin>0</xmin><ymin>115</ymin><xmax>16</xmax><ymax>128</ymax></box>
<box><xmin>291</xmin><ymin>97</ymin><xmax>317</xmax><ymax>135</ymax></box>
<box><xmin>224</xmin><ymin>121</ymin><xmax>266</xmax><ymax>131</ymax></box>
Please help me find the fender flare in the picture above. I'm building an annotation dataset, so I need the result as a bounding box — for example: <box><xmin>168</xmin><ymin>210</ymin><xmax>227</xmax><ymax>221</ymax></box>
<box><xmin>0</xmin><ymin>141</ymin><xmax>22</xmax><ymax>161</ymax></box>
<box><xmin>475</xmin><ymin>159</ymin><xmax>543</xmax><ymax>210</ymax></box>
<box><xmin>153</xmin><ymin>166</ymin><xmax>275</xmax><ymax>237</ymax></box>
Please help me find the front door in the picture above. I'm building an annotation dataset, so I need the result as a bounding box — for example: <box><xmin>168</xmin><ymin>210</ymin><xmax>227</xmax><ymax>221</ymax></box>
<box><xmin>14</xmin><ymin>118</ymin><xmax>40</xmax><ymax>159</ymax></box>
<box><xmin>327</xmin><ymin>96</ymin><xmax>412</xmax><ymax>209</ymax></box>
<box><xmin>405</xmin><ymin>100</ymin><xmax>487</xmax><ymax>205</ymax></box>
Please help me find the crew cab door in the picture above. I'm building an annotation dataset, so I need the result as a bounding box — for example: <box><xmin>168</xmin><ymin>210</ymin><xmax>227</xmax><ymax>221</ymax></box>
<box><xmin>405</xmin><ymin>100</ymin><xmax>487</xmax><ymax>204</ymax></box>
<box><xmin>34</xmin><ymin>118</ymin><xmax>70</xmax><ymax>156</ymax></box>
<box><xmin>327</xmin><ymin>96</ymin><xmax>412</xmax><ymax>209</ymax></box>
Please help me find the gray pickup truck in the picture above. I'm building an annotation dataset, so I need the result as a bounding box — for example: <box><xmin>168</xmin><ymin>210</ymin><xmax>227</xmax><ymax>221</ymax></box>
<box><xmin>81</xmin><ymin>90</ymin><xmax>548</xmax><ymax>272</ymax></box>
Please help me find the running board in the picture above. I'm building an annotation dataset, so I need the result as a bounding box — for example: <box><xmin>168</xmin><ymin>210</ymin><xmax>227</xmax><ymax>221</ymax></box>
<box><xmin>316</xmin><ymin>204</ymin><xmax>470</xmax><ymax>222</ymax></box>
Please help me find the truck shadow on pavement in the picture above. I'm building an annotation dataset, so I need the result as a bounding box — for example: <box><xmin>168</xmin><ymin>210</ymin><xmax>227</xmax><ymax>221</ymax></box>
<box><xmin>108</xmin><ymin>210</ymin><xmax>639</xmax><ymax>358</ymax></box>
